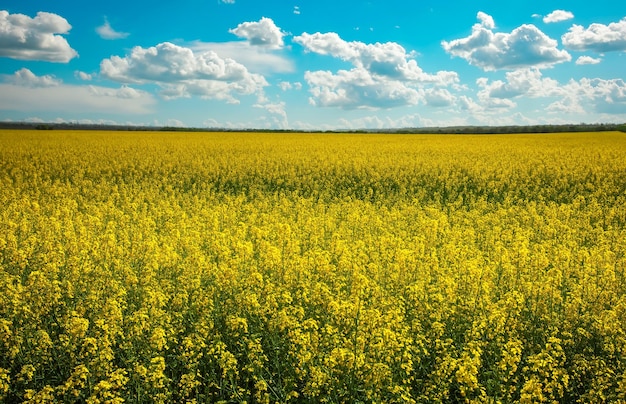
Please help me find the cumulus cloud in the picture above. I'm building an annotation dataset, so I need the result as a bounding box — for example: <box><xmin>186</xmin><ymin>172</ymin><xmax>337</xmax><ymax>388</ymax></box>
<box><xmin>96</xmin><ymin>17</ymin><xmax>129</xmax><ymax>40</ymax></box>
<box><xmin>295</xmin><ymin>32</ymin><xmax>458</xmax><ymax>84</ymax></box>
<box><xmin>254</xmin><ymin>101</ymin><xmax>289</xmax><ymax>128</ymax></box>
<box><xmin>293</xmin><ymin>31</ymin><xmax>459</xmax><ymax>109</ymax></box>
<box><xmin>75</xmin><ymin>71</ymin><xmax>93</xmax><ymax>81</ymax></box>
<box><xmin>552</xmin><ymin>78</ymin><xmax>626</xmax><ymax>115</ymax></box>
<box><xmin>543</xmin><ymin>10</ymin><xmax>574</xmax><ymax>24</ymax></box>
<box><xmin>546</xmin><ymin>96</ymin><xmax>586</xmax><ymax>115</ymax></box>
<box><xmin>304</xmin><ymin>68</ymin><xmax>421</xmax><ymax>109</ymax></box>
<box><xmin>229</xmin><ymin>17</ymin><xmax>285</xmax><ymax>49</ymax></box>
<box><xmin>458</xmin><ymin>95</ymin><xmax>484</xmax><ymax>113</ymax></box>
<box><xmin>477</xmin><ymin>69</ymin><xmax>561</xmax><ymax>101</ymax></box>
<box><xmin>578</xmin><ymin>78</ymin><xmax>626</xmax><ymax>103</ymax></box>
<box><xmin>278</xmin><ymin>81</ymin><xmax>302</xmax><ymax>91</ymax></box>
<box><xmin>185</xmin><ymin>18</ymin><xmax>292</xmax><ymax>75</ymax></box>
<box><xmin>442</xmin><ymin>12</ymin><xmax>571</xmax><ymax>71</ymax></box>
<box><xmin>576</xmin><ymin>56</ymin><xmax>602</xmax><ymax>65</ymax></box>
<box><xmin>476</xmin><ymin>84</ymin><xmax>517</xmax><ymax>109</ymax></box>
<box><xmin>100</xmin><ymin>42</ymin><xmax>267</xmax><ymax>103</ymax></box>
<box><xmin>562</xmin><ymin>18</ymin><xmax>626</xmax><ymax>52</ymax></box>
<box><xmin>470</xmin><ymin>68</ymin><xmax>626</xmax><ymax>118</ymax></box>
<box><xmin>295</xmin><ymin>32</ymin><xmax>357</xmax><ymax>58</ymax></box>
<box><xmin>422</xmin><ymin>88</ymin><xmax>456</xmax><ymax>107</ymax></box>
<box><xmin>189</xmin><ymin>41</ymin><xmax>294</xmax><ymax>75</ymax></box>
<box><xmin>0</xmin><ymin>10</ymin><xmax>78</xmax><ymax>62</ymax></box>
<box><xmin>6</xmin><ymin>68</ymin><xmax>61</xmax><ymax>87</ymax></box>
<box><xmin>101</xmin><ymin>42</ymin><xmax>247</xmax><ymax>82</ymax></box>
<box><xmin>477</xmin><ymin>11</ymin><xmax>495</xmax><ymax>29</ymax></box>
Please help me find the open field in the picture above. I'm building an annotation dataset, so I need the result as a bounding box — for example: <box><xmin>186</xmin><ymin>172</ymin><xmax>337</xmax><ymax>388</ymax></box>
<box><xmin>1</xmin><ymin>130</ymin><xmax>626</xmax><ymax>403</ymax></box>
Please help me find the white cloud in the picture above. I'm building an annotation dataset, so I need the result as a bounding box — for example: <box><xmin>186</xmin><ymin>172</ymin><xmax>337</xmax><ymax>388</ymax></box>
<box><xmin>422</xmin><ymin>88</ymin><xmax>456</xmax><ymax>107</ymax></box>
<box><xmin>339</xmin><ymin>115</ymin><xmax>386</xmax><ymax>129</ymax></box>
<box><xmin>546</xmin><ymin>95</ymin><xmax>586</xmax><ymax>115</ymax></box>
<box><xmin>278</xmin><ymin>81</ymin><xmax>302</xmax><ymax>91</ymax></box>
<box><xmin>576</xmin><ymin>56</ymin><xmax>602</xmax><ymax>65</ymax></box>
<box><xmin>454</xmin><ymin>100</ymin><xmax>539</xmax><ymax>126</ymax></box>
<box><xmin>88</xmin><ymin>84</ymin><xmax>148</xmax><ymax>100</ymax></box>
<box><xmin>304</xmin><ymin>68</ymin><xmax>423</xmax><ymax>109</ymax></box>
<box><xmin>294</xmin><ymin>32</ymin><xmax>359</xmax><ymax>59</ymax></box>
<box><xmin>543</xmin><ymin>10</ymin><xmax>574</xmax><ymax>24</ymax></box>
<box><xmin>40</xmin><ymin>116</ymin><xmax>152</xmax><ymax>127</ymax></box>
<box><xmin>96</xmin><ymin>17</ymin><xmax>129</xmax><ymax>40</ymax></box>
<box><xmin>187</xmin><ymin>19</ymin><xmax>292</xmax><ymax>76</ymax></box>
<box><xmin>470</xmin><ymin>70</ymin><xmax>563</xmax><ymax>113</ymax></box>
<box><xmin>189</xmin><ymin>41</ymin><xmax>294</xmax><ymax>74</ymax></box>
<box><xmin>458</xmin><ymin>95</ymin><xmax>484</xmax><ymax>113</ymax></box>
<box><xmin>229</xmin><ymin>17</ymin><xmax>285</xmax><ymax>49</ymax></box>
<box><xmin>100</xmin><ymin>42</ymin><xmax>268</xmax><ymax>103</ymax></box>
<box><xmin>579</xmin><ymin>78</ymin><xmax>626</xmax><ymax>103</ymax></box>
<box><xmin>293</xmin><ymin>31</ymin><xmax>459</xmax><ymax>109</ymax></box>
<box><xmin>331</xmin><ymin>113</ymin><xmax>440</xmax><ymax>130</ymax></box>
<box><xmin>477</xmin><ymin>11</ymin><xmax>495</xmax><ymax>29</ymax></box>
<box><xmin>201</xmin><ymin>116</ymin><xmax>277</xmax><ymax>130</ymax></box>
<box><xmin>391</xmin><ymin>113</ymin><xmax>434</xmax><ymax>128</ymax></box>
<box><xmin>6</xmin><ymin>68</ymin><xmax>61</xmax><ymax>87</ymax></box>
<box><xmin>219</xmin><ymin>0</ymin><xmax>235</xmax><ymax>3</ymax></box>
<box><xmin>294</xmin><ymin>6</ymin><xmax>301</xmax><ymax>15</ymax></box>
<box><xmin>442</xmin><ymin>12</ymin><xmax>571</xmax><ymax>71</ymax></box>
<box><xmin>256</xmin><ymin>101</ymin><xmax>286</xmax><ymax>115</ymax></box>
<box><xmin>294</xmin><ymin>32</ymin><xmax>458</xmax><ymax>85</ymax></box>
<box><xmin>551</xmin><ymin>78</ymin><xmax>626</xmax><ymax>115</ymax></box>
<box><xmin>477</xmin><ymin>69</ymin><xmax>561</xmax><ymax>100</ymax></box>
<box><xmin>254</xmin><ymin>101</ymin><xmax>289</xmax><ymax>128</ymax></box>
<box><xmin>165</xmin><ymin>119</ymin><xmax>185</xmax><ymax>127</ymax></box>
<box><xmin>101</xmin><ymin>42</ymin><xmax>246</xmax><ymax>82</ymax></box>
<box><xmin>562</xmin><ymin>18</ymin><xmax>626</xmax><ymax>52</ymax></box>
<box><xmin>477</xmin><ymin>90</ymin><xmax>517</xmax><ymax>109</ymax></box>
<box><xmin>472</xmin><ymin>68</ymin><xmax>626</xmax><ymax>117</ymax></box>
<box><xmin>75</xmin><ymin>71</ymin><xmax>93</xmax><ymax>81</ymax></box>
<box><xmin>203</xmin><ymin>118</ymin><xmax>220</xmax><ymax>127</ymax></box>
<box><xmin>0</xmin><ymin>82</ymin><xmax>155</xmax><ymax>114</ymax></box>
<box><xmin>0</xmin><ymin>10</ymin><xmax>78</xmax><ymax>62</ymax></box>
<box><xmin>157</xmin><ymin>80</ymin><xmax>257</xmax><ymax>103</ymax></box>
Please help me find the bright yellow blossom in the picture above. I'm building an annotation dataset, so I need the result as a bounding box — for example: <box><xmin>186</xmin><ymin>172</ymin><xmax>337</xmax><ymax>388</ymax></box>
<box><xmin>1</xmin><ymin>129</ymin><xmax>626</xmax><ymax>402</ymax></box>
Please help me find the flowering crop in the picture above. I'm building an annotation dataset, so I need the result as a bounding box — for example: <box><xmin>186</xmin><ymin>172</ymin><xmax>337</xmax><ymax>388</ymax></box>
<box><xmin>1</xmin><ymin>130</ymin><xmax>625</xmax><ymax>403</ymax></box>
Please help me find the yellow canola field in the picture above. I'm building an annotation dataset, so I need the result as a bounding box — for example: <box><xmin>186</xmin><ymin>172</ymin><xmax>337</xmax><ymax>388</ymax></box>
<box><xmin>1</xmin><ymin>130</ymin><xmax>625</xmax><ymax>403</ymax></box>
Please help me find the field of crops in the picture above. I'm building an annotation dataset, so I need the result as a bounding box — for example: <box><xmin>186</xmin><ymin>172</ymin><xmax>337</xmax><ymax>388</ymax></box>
<box><xmin>1</xmin><ymin>130</ymin><xmax>625</xmax><ymax>403</ymax></box>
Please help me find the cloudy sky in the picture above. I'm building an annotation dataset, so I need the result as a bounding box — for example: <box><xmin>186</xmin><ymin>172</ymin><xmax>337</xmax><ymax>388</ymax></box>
<box><xmin>1</xmin><ymin>0</ymin><xmax>625</xmax><ymax>129</ymax></box>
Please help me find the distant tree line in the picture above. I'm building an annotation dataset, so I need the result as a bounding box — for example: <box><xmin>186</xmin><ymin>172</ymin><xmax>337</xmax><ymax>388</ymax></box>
<box><xmin>0</xmin><ymin>121</ymin><xmax>625</xmax><ymax>134</ymax></box>
<box><xmin>389</xmin><ymin>123</ymin><xmax>626</xmax><ymax>135</ymax></box>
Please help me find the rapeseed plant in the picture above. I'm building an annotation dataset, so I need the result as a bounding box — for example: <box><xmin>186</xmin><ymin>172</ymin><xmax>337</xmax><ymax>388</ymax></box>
<box><xmin>0</xmin><ymin>130</ymin><xmax>625</xmax><ymax>402</ymax></box>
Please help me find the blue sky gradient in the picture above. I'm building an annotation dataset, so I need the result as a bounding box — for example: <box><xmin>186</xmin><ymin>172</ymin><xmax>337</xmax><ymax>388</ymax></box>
<box><xmin>1</xmin><ymin>0</ymin><xmax>625</xmax><ymax>129</ymax></box>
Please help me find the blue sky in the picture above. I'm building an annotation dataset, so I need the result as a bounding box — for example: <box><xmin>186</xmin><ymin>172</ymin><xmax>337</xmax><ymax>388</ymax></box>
<box><xmin>1</xmin><ymin>0</ymin><xmax>625</xmax><ymax>129</ymax></box>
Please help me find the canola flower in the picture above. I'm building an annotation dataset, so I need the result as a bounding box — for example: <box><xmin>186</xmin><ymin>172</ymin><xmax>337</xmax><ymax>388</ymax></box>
<box><xmin>0</xmin><ymin>129</ymin><xmax>625</xmax><ymax>403</ymax></box>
